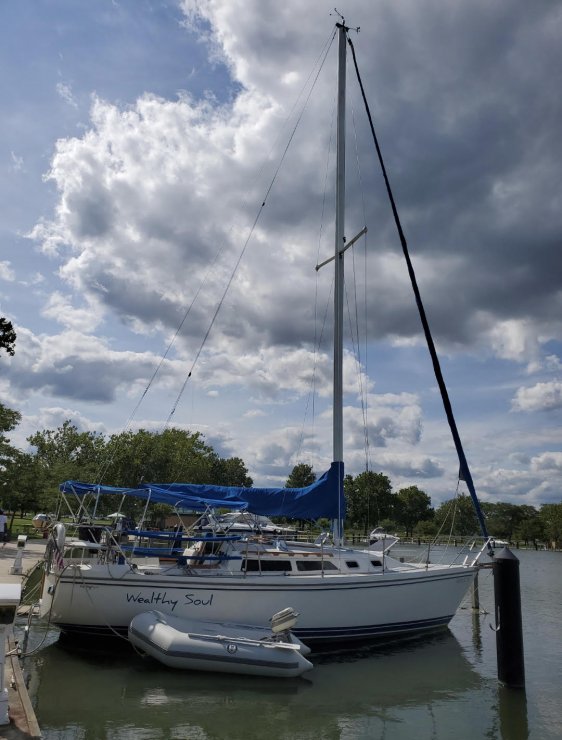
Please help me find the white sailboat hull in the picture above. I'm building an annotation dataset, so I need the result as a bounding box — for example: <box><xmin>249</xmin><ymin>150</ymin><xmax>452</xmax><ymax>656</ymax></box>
<box><xmin>41</xmin><ymin>563</ymin><xmax>475</xmax><ymax>644</ymax></box>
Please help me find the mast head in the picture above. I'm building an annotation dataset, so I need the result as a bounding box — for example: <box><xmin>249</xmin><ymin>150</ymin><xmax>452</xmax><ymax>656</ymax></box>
<box><xmin>331</xmin><ymin>9</ymin><xmax>359</xmax><ymax>34</ymax></box>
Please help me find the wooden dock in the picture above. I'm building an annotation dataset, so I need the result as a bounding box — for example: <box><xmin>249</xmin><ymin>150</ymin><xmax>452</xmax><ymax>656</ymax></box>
<box><xmin>0</xmin><ymin>538</ymin><xmax>46</xmax><ymax>739</ymax></box>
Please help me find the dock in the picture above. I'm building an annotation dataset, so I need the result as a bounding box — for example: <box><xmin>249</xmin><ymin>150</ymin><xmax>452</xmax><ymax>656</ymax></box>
<box><xmin>0</xmin><ymin>538</ymin><xmax>46</xmax><ymax>739</ymax></box>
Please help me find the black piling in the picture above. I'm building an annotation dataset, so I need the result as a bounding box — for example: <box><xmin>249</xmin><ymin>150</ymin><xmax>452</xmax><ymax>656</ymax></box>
<box><xmin>493</xmin><ymin>547</ymin><xmax>525</xmax><ymax>688</ymax></box>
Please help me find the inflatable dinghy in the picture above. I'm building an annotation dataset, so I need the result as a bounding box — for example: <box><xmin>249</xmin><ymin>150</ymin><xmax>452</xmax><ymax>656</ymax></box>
<box><xmin>128</xmin><ymin>607</ymin><xmax>313</xmax><ymax>678</ymax></box>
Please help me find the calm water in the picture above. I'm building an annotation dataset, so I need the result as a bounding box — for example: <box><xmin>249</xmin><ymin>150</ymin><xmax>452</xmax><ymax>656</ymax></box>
<box><xmin>17</xmin><ymin>547</ymin><xmax>562</xmax><ymax>740</ymax></box>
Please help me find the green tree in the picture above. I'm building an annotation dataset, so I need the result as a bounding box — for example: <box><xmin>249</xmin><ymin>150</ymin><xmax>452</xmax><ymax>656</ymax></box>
<box><xmin>0</xmin><ymin>401</ymin><xmax>21</xmax><ymax>474</ymax></box>
<box><xmin>345</xmin><ymin>471</ymin><xmax>394</xmax><ymax>533</ymax></box>
<box><xmin>28</xmin><ymin>420</ymin><xmax>106</xmax><ymax>494</ymax></box>
<box><xmin>434</xmin><ymin>494</ymin><xmax>480</xmax><ymax>536</ymax></box>
<box><xmin>539</xmin><ymin>503</ymin><xmax>562</xmax><ymax>549</ymax></box>
<box><xmin>211</xmin><ymin>456</ymin><xmax>253</xmax><ymax>487</ymax></box>
<box><xmin>286</xmin><ymin>463</ymin><xmax>316</xmax><ymax>488</ymax></box>
<box><xmin>513</xmin><ymin>505</ymin><xmax>544</xmax><ymax>546</ymax></box>
<box><xmin>481</xmin><ymin>502</ymin><xmax>526</xmax><ymax>541</ymax></box>
<box><xmin>102</xmin><ymin>428</ymin><xmax>224</xmax><ymax>488</ymax></box>
<box><xmin>395</xmin><ymin>486</ymin><xmax>433</xmax><ymax>537</ymax></box>
<box><xmin>0</xmin><ymin>318</ymin><xmax>16</xmax><ymax>357</ymax></box>
<box><xmin>2</xmin><ymin>451</ymin><xmax>46</xmax><ymax>521</ymax></box>
<box><xmin>415</xmin><ymin>519</ymin><xmax>439</xmax><ymax>537</ymax></box>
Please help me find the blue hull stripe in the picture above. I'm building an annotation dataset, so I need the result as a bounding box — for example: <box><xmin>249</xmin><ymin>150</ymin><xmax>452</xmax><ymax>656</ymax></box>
<box><xmin>57</xmin><ymin>614</ymin><xmax>452</xmax><ymax>643</ymax></box>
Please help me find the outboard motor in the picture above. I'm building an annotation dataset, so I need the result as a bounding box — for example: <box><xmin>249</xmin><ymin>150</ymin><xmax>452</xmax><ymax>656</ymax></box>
<box><xmin>270</xmin><ymin>607</ymin><xmax>299</xmax><ymax>641</ymax></box>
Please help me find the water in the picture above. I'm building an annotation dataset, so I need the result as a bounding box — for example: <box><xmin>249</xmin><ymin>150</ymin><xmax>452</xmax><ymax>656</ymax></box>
<box><xmin>17</xmin><ymin>548</ymin><xmax>562</xmax><ymax>739</ymax></box>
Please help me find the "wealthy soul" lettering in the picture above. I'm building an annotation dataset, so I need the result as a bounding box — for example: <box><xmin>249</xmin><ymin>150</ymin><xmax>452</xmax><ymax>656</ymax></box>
<box><xmin>126</xmin><ymin>591</ymin><xmax>179</xmax><ymax>610</ymax></box>
<box><xmin>125</xmin><ymin>591</ymin><xmax>215</xmax><ymax>610</ymax></box>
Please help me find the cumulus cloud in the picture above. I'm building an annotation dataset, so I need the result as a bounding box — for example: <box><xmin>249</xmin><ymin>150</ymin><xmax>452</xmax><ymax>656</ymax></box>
<box><xmin>488</xmin><ymin>319</ymin><xmax>541</xmax><ymax>365</ymax></box>
<box><xmin>196</xmin><ymin>346</ymin><xmax>330</xmax><ymax>399</ymax></box>
<box><xmin>472</xmin><ymin>452</ymin><xmax>562</xmax><ymax>505</ymax></box>
<box><xmin>371</xmin><ymin>452</ymin><xmax>444</xmax><ymax>481</ymax></box>
<box><xmin>3</xmin><ymin>327</ymin><xmax>182</xmax><ymax>404</ymax></box>
<box><xmin>530</xmin><ymin>452</ymin><xmax>562</xmax><ymax>473</ymax></box>
<box><xmin>41</xmin><ymin>291</ymin><xmax>104</xmax><ymax>332</ymax></box>
<box><xmin>512</xmin><ymin>381</ymin><xmax>562</xmax><ymax>412</ymax></box>
<box><xmin>30</xmin><ymin>406</ymin><xmax>107</xmax><ymax>437</ymax></box>
<box><xmin>346</xmin><ymin>395</ymin><xmax>422</xmax><ymax>449</ymax></box>
<box><xmin>23</xmin><ymin>0</ymin><xmax>562</xmax><ymax>388</ymax></box>
<box><xmin>247</xmin><ymin>424</ymin><xmax>324</xmax><ymax>481</ymax></box>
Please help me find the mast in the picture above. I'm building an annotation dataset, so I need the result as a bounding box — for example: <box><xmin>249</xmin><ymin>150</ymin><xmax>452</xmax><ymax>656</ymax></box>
<box><xmin>333</xmin><ymin>22</ymin><xmax>347</xmax><ymax>543</ymax></box>
<box><xmin>333</xmin><ymin>22</ymin><xmax>346</xmax><ymax>464</ymax></box>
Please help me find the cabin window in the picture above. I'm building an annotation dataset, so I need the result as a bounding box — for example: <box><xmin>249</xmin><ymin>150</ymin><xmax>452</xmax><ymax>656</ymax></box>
<box><xmin>345</xmin><ymin>561</ymin><xmax>359</xmax><ymax>568</ymax></box>
<box><xmin>242</xmin><ymin>559</ymin><xmax>292</xmax><ymax>572</ymax></box>
<box><xmin>65</xmin><ymin>547</ymin><xmax>97</xmax><ymax>559</ymax></box>
<box><xmin>296</xmin><ymin>560</ymin><xmax>338</xmax><ymax>572</ymax></box>
<box><xmin>370</xmin><ymin>560</ymin><xmax>382</xmax><ymax>567</ymax></box>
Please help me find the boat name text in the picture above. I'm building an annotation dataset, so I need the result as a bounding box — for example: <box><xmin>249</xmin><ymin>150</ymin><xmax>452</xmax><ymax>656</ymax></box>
<box><xmin>125</xmin><ymin>591</ymin><xmax>214</xmax><ymax>610</ymax></box>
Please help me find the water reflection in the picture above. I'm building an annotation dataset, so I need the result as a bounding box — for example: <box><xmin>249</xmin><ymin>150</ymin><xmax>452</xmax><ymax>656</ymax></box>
<box><xmin>26</xmin><ymin>630</ymin><xmax>486</xmax><ymax>740</ymax></box>
<box><xmin>498</xmin><ymin>686</ymin><xmax>529</xmax><ymax>740</ymax></box>
<box><xmin>471</xmin><ymin>609</ymin><xmax>483</xmax><ymax>660</ymax></box>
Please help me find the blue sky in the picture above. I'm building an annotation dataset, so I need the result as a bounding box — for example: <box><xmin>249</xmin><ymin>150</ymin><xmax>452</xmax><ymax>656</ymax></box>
<box><xmin>1</xmin><ymin>0</ymin><xmax>561</xmax><ymax>509</ymax></box>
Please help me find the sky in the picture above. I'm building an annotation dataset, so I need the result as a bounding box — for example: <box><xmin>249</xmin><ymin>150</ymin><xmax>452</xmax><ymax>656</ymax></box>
<box><xmin>1</xmin><ymin>0</ymin><xmax>561</xmax><ymax>510</ymax></box>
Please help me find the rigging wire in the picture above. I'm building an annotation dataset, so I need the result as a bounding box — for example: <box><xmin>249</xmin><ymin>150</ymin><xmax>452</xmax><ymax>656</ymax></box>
<box><xmin>348</xmin><ymin>91</ymin><xmax>371</xmax><ymax>474</ymax></box>
<box><xmin>295</xmin><ymin>86</ymin><xmax>337</xmax><ymax>465</ymax></box>
<box><xmin>94</xmin><ymin>242</ymin><xmax>229</xmax><ymax>485</ymax></box>
<box><xmin>90</xmin><ymin>28</ymin><xmax>338</xmax><ymax>483</ymax></box>
<box><xmin>165</xmin><ymin>30</ymin><xmax>338</xmax><ymax>426</ymax></box>
<box><xmin>346</xmin><ymin>31</ymin><xmax>489</xmax><ymax>542</ymax></box>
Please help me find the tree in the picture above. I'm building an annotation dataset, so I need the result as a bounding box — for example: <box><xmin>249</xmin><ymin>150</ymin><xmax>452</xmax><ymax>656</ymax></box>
<box><xmin>102</xmin><ymin>428</ymin><xmax>218</xmax><ymax>488</ymax></box>
<box><xmin>416</xmin><ymin>519</ymin><xmax>439</xmax><ymax>537</ymax></box>
<box><xmin>395</xmin><ymin>486</ymin><xmax>433</xmax><ymax>537</ymax></box>
<box><xmin>434</xmin><ymin>494</ymin><xmax>480</xmax><ymax>536</ymax></box>
<box><xmin>28</xmin><ymin>420</ymin><xmax>105</xmax><ymax>494</ymax></box>
<box><xmin>211</xmin><ymin>456</ymin><xmax>253</xmax><ymax>487</ymax></box>
<box><xmin>481</xmin><ymin>502</ymin><xmax>526</xmax><ymax>541</ymax></box>
<box><xmin>286</xmin><ymin>463</ymin><xmax>316</xmax><ymax>488</ymax></box>
<box><xmin>2</xmin><ymin>451</ymin><xmax>46</xmax><ymax>520</ymax></box>
<box><xmin>539</xmin><ymin>503</ymin><xmax>562</xmax><ymax>549</ymax></box>
<box><xmin>0</xmin><ymin>403</ymin><xmax>23</xmax><ymax>516</ymax></box>
<box><xmin>0</xmin><ymin>318</ymin><xmax>16</xmax><ymax>357</ymax></box>
<box><xmin>0</xmin><ymin>402</ymin><xmax>21</xmax><ymax>473</ymax></box>
<box><xmin>513</xmin><ymin>505</ymin><xmax>544</xmax><ymax>546</ymax></box>
<box><xmin>345</xmin><ymin>471</ymin><xmax>394</xmax><ymax>533</ymax></box>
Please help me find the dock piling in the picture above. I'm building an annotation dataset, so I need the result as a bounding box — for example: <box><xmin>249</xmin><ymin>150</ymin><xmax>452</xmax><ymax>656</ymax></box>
<box><xmin>0</xmin><ymin>584</ymin><xmax>21</xmax><ymax>726</ymax></box>
<box><xmin>9</xmin><ymin>536</ymin><xmax>27</xmax><ymax>576</ymax></box>
<box><xmin>471</xmin><ymin>569</ymin><xmax>480</xmax><ymax>610</ymax></box>
<box><xmin>493</xmin><ymin>547</ymin><xmax>525</xmax><ymax>688</ymax></box>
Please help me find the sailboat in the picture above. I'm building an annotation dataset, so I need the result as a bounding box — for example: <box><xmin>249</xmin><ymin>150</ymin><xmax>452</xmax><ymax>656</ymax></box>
<box><xmin>39</xmin><ymin>22</ymin><xmax>488</xmax><ymax>646</ymax></box>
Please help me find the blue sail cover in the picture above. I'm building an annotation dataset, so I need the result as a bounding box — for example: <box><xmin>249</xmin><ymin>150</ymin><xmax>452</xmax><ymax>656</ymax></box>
<box><xmin>60</xmin><ymin>461</ymin><xmax>345</xmax><ymax>520</ymax></box>
<box><xmin>59</xmin><ymin>481</ymin><xmax>248</xmax><ymax>511</ymax></box>
<box><xmin>150</xmin><ymin>462</ymin><xmax>345</xmax><ymax>520</ymax></box>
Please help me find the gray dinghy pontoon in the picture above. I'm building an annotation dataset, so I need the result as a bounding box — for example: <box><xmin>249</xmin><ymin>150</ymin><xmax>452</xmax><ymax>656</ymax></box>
<box><xmin>128</xmin><ymin>607</ymin><xmax>313</xmax><ymax>678</ymax></box>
